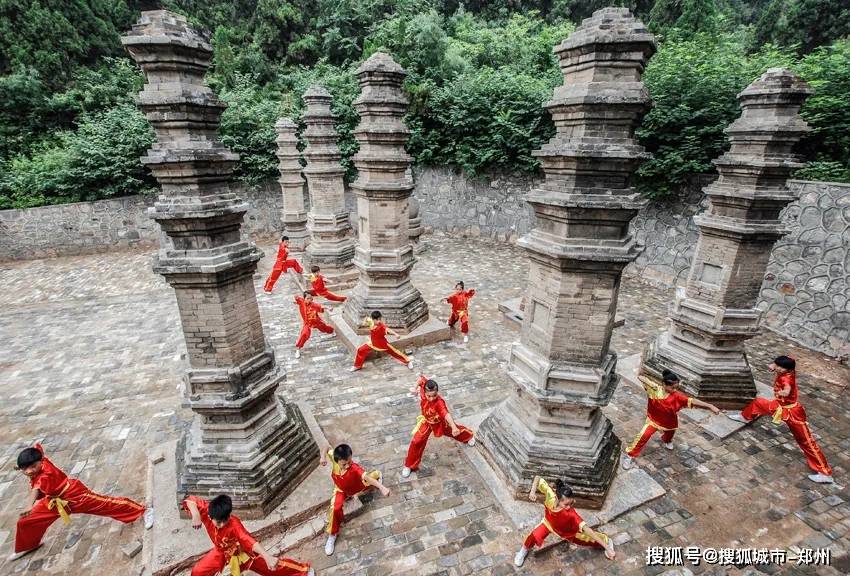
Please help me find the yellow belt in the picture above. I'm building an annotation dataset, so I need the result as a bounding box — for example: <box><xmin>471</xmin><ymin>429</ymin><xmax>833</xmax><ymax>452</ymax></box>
<box><xmin>773</xmin><ymin>402</ymin><xmax>798</xmax><ymax>424</ymax></box>
<box><xmin>229</xmin><ymin>551</ymin><xmax>252</xmax><ymax>576</ymax></box>
<box><xmin>47</xmin><ymin>482</ymin><xmax>72</xmax><ymax>525</ymax></box>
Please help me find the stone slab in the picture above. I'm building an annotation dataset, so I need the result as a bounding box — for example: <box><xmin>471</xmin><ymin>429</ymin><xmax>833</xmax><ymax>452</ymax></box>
<box><xmin>461</xmin><ymin>412</ymin><xmax>665</xmax><ymax>536</ymax></box>
<box><xmin>499</xmin><ymin>297</ymin><xmax>625</xmax><ymax>329</ymax></box>
<box><xmin>328</xmin><ymin>308</ymin><xmax>452</xmax><ymax>356</ymax></box>
<box><xmin>144</xmin><ymin>401</ymin><xmax>356</xmax><ymax>576</ymax></box>
<box><xmin>616</xmin><ymin>353</ymin><xmax>775</xmax><ymax>439</ymax></box>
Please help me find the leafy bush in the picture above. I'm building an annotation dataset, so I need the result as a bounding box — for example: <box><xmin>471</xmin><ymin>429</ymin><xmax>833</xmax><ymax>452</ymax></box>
<box><xmin>0</xmin><ymin>104</ymin><xmax>155</xmax><ymax>209</ymax></box>
<box><xmin>636</xmin><ymin>30</ymin><xmax>797</xmax><ymax>197</ymax></box>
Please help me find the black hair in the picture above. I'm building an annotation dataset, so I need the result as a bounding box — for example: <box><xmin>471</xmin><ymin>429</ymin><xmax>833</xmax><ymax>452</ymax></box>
<box><xmin>311</xmin><ymin>265</ymin><xmax>320</xmax><ymax>273</ymax></box>
<box><xmin>774</xmin><ymin>355</ymin><xmax>796</xmax><ymax>370</ymax></box>
<box><xmin>662</xmin><ymin>369</ymin><xmax>680</xmax><ymax>385</ymax></box>
<box><xmin>17</xmin><ymin>447</ymin><xmax>43</xmax><ymax>469</ymax></box>
<box><xmin>303</xmin><ymin>290</ymin><xmax>312</xmax><ymax>297</ymax></box>
<box><xmin>455</xmin><ymin>281</ymin><xmax>464</xmax><ymax>289</ymax></box>
<box><xmin>333</xmin><ymin>444</ymin><xmax>353</xmax><ymax>462</ymax></box>
<box><xmin>370</xmin><ymin>310</ymin><xmax>382</xmax><ymax>320</ymax></box>
<box><xmin>281</xmin><ymin>235</ymin><xmax>289</xmax><ymax>242</ymax></box>
<box><xmin>424</xmin><ymin>379</ymin><xmax>439</xmax><ymax>392</ymax></box>
<box><xmin>208</xmin><ymin>495</ymin><xmax>232</xmax><ymax>522</ymax></box>
<box><xmin>554</xmin><ymin>479</ymin><xmax>573</xmax><ymax>500</ymax></box>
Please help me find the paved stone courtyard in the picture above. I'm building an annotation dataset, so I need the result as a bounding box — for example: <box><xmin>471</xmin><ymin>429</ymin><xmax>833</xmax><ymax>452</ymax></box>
<box><xmin>1</xmin><ymin>233</ymin><xmax>848</xmax><ymax>575</ymax></box>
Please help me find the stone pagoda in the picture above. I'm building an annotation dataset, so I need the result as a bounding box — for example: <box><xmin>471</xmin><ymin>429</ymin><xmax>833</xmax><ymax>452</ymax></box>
<box><xmin>642</xmin><ymin>69</ymin><xmax>811</xmax><ymax>407</ymax></box>
<box><xmin>123</xmin><ymin>10</ymin><xmax>317</xmax><ymax>517</ymax></box>
<box><xmin>341</xmin><ymin>53</ymin><xmax>429</xmax><ymax>332</ymax></box>
<box><xmin>477</xmin><ymin>8</ymin><xmax>656</xmax><ymax>508</ymax></box>
<box><xmin>301</xmin><ymin>85</ymin><xmax>357</xmax><ymax>286</ymax></box>
<box><xmin>275</xmin><ymin>117</ymin><xmax>309</xmax><ymax>252</ymax></box>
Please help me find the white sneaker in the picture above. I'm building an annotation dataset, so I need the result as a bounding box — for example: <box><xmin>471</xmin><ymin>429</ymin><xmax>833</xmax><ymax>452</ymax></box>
<box><xmin>463</xmin><ymin>335</ymin><xmax>469</xmax><ymax>343</ymax></box>
<box><xmin>349</xmin><ymin>366</ymin><xmax>360</xmax><ymax>372</ymax></box>
<box><xmin>295</xmin><ymin>349</ymin><xmax>301</xmax><ymax>359</ymax></box>
<box><xmin>308</xmin><ymin>568</ymin><xmax>315</xmax><ymax>576</ymax></box>
<box><xmin>621</xmin><ymin>454</ymin><xmax>634</xmax><ymax>470</ymax></box>
<box><xmin>514</xmin><ymin>546</ymin><xmax>529</xmax><ymax>567</ymax></box>
<box><xmin>406</xmin><ymin>360</ymin><xmax>414</xmax><ymax>370</ymax></box>
<box><xmin>467</xmin><ymin>437</ymin><xmax>476</xmax><ymax>447</ymax></box>
<box><xmin>727</xmin><ymin>412</ymin><xmax>749</xmax><ymax>423</ymax></box>
<box><xmin>143</xmin><ymin>507</ymin><xmax>155</xmax><ymax>530</ymax></box>
<box><xmin>808</xmin><ymin>473</ymin><xmax>835</xmax><ymax>484</ymax></box>
<box><xmin>8</xmin><ymin>544</ymin><xmax>41</xmax><ymax>561</ymax></box>
<box><xmin>325</xmin><ymin>535</ymin><xmax>336</xmax><ymax>556</ymax></box>
<box><xmin>401</xmin><ymin>467</ymin><xmax>411</xmax><ymax>478</ymax></box>
<box><xmin>663</xmin><ymin>442</ymin><xmax>674</xmax><ymax>451</ymax></box>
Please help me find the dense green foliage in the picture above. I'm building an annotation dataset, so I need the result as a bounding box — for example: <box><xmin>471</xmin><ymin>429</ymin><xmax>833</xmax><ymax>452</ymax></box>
<box><xmin>1</xmin><ymin>0</ymin><xmax>849</xmax><ymax>208</ymax></box>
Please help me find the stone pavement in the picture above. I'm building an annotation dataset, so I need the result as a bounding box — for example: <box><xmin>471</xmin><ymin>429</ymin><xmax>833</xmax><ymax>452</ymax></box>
<box><xmin>0</xmin><ymin>232</ymin><xmax>848</xmax><ymax>575</ymax></box>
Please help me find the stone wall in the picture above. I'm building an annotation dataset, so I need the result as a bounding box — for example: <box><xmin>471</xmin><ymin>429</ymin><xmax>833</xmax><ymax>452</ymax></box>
<box><xmin>0</xmin><ymin>181</ymin><xmax>286</xmax><ymax>260</ymax></box>
<box><xmin>1</xmin><ymin>167</ymin><xmax>847</xmax><ymax>358</ymax></box>
<box><xmin>413</xmin><ymin>166</ymin><xmax>536</xmax><ymax>243</ymax></box>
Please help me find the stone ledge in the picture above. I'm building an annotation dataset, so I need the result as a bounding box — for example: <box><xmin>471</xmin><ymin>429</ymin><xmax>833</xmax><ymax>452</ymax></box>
<box><xmin>498</xmin><ymin>296</ymin><xmax>626</xmax><ymax>329</ymax></box>
<box><xmin>462</xmin><ymin>411</ymin><xmax>665</xmax><ymax>553</ymax></box>
<box><xmin>328</xmin><ymin>308</ymin><xmax>452</xmax><ymax>356</ymax></box>
<box><xmin>616</xmin><ymin>353</ymin><xmax>774</xmax><ymax>439</ymax></box>
<box><xmin>143</xmin><ymin>401</ymin><xmax>366</xmax><ymax>576</ymax></box>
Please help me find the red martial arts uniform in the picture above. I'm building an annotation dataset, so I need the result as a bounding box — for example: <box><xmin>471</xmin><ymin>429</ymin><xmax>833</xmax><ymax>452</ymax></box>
<box><xmin>183</xmin><ymin>496</ymin><xmax>310</xmax><ymax>576</ymax></box>
<box><xmin>326</xmin><ymin>450</ymin><xmax>380</xmax><ymax>535</ymax></box>
<box><xmin>626</xmin><ymin>375</ymin><xmax>693</xmax><ymax>458</ymax></box>
<box><xmin>446</xmin><ymin>289</ymin><xmax>476</xmax><ymax>334</ymax></box>
<box><xmin>523</xmin><ymin>479</ymin><xmax>608</xmax><ymax>549</ymax></box>
<box><xmin>353</xmin><ymin>318</ymin><xmax>409</xmax><ymax>369</ymax></box>
<box><xmin>404</xmin><ymin>375</ymin><xmax>473</xmax><ymax>470</ymax></box>
<box><xmin>309</xmin><ymin>273</ymin><xmax>346</xmax><ymax>302</ymax></box>
<box><xmin>294</xmin><ymin>296</ymin><xmax>333</xmax><ymax>348</ymax></box>
<box><xmin>15</xmin><ymin>444</ymin><xmax>146</xmax><ymax>553</ymax></box>
<box><xmin>264</xmin><ymin>243</ymin><xmax>303</xmax><ymax>292</ymax></box>
<box><xmin>740</xmin><ymin>370</ymin><xmax>832</xmax><ymax>476</ymax></box>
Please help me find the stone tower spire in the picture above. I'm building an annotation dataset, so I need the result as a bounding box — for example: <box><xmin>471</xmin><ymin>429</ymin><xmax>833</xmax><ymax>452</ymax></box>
<box><xmin>275</xmin><ymin>117</ymin><xmax>309</xmax><ymax>251</ymax></box>
<box><xmin>477</xmin><ymin>8</ymin><xmax>656</xmax><ymax>507</ymax></box>
<box><xmin>642</xmin><ymin>68</ymin><xmax>812</xmax><ymax>406</ymax></box>
<box><xmin>123</xmin><ymin>10</ymin><xmax>317</xmax><ymax>517</ymax></box>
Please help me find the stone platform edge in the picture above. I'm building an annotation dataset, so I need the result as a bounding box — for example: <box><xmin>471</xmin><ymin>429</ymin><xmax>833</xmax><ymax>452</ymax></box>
<box><xmin>142</xmin><ymin>400</ymin><xmax>364</xmax><ymax>576</ymax></box>
<box><xmin>328</xmin><ymin>308</ymin><xmax>452</xmax><ymax>356</ymax></box>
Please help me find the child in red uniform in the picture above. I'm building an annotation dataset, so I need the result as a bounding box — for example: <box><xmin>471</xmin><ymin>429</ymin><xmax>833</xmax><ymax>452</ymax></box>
<box><xmin>402</xmin><ymin>375</ymin><xmax>474</xmax><ymax>478</ymax></box>
<box><xmin>10</xmin><ymin>444</ymin><xmax>153</xmax><ymax>561</ymax></box>
<box><xmin>351</xmin><ymin>311</ymin><xmax>413</xmax><ymax>371</ymax></box>
<box><xmin>622</xmin><ymin>369</ymin><xmax>720</xmax><ymax>470</ymax></box>
<box><xmin>514</xmin><ymin>476</ymin><xmax>615</xmax><ymax>567</ymax></box>
<box><xmin>319</xmin><ymin>443</ymin><xmax>390</xmax><ymax>556</ymax></box>
<box><xmin>446</xmin><ymin>281</ymin><xmax>476</xmax><ymax>343</ymax></box>
<box><xmin>308</xmin><ymin>266</ymin><xmax>346</xmax><ymax>302</ymax></box>
<box><xmin>294</xmin><ymin>291</ymin><xmax>334</xmax><ymax>359</ymax></box>
<box><xmin>264</xmin><ymin>236</ymin><xmax>303</xmax><ymax>293</ymax></box>
<box><xmin>728</xmin><ymin>355</ymin><xmax>834</xmax><ymax>484</ymax></box>
<box><xmin>184</xmin><ymin>494</ymin><xmax>312</xmax><ymax>576</ymax></box>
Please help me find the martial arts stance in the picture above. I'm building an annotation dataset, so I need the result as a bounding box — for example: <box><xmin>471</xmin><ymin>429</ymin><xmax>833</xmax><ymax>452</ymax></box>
<box><xmin>264</xmin><ymin>236</ymin><xmax>303</xmax><ymax>293</ymax></box>
<box><xmin>319</xmin><ymin>443</ymin><xmax>390</xmax><ymax>556</ymax></box>
<box><xmin>294</xmin><ymin>291</ymin><xmax>334</xmax><ymax>358</ymax></box>
<box><xmin>446</xmin><ymin>281</ymin><xmax>476</xmax><ymax>343</ymax></box>
<box><xmin>729</xmin><ymin>355</ymin><xmax>834</xmax><ymax>483</ymax></box>
<box><xmin>308</xmin><ymin>266</ymin><xmax>346</xmax><ymax>302</ymax></box>
<box><xmin>622</xmin><ymin>368</ymin><xmax>720</xmax><ymax>470</ymax></box>
<box><xmin>402</xmin><ymin>375</ymin><xmax>474</xmax><ymax>478</ymax></box>
<box><xmin>351</xmin><ymin>311</ymin><xmax>413</xmax><ymax>371</ymax></box>
<box><xmin>183</xmin><ymin>494</ymin><xmax>312</xmax><ymax>576</ymax></box>
<box><xmin>514</xmin><ymin>476</ymin><xmax>615</xmax><ymax>567</ymax></box>
<box><xmin>10</xmin><ymin>444</ymin><xmax>153</xmax><ymax>561</ymax></box>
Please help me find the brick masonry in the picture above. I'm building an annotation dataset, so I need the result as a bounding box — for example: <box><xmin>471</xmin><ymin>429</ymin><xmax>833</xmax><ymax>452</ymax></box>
<box><xmin>0</xmin><ymin>170</ymin><xmax>847</xmax><ymax>358</ymax></box>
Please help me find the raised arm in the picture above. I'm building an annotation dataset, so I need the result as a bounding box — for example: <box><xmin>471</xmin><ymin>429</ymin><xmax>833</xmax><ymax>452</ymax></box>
<box><xmin>319</xmin><ymin>444</ymin><xmax>333</xmax><ymax>467</ymax></box>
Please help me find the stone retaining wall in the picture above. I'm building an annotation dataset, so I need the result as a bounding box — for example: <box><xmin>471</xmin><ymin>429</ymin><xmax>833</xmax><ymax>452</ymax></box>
<box><xmin>1</xmin><ymin>167</ymin><xmax>847</xmax><ymax>358</ymax></box>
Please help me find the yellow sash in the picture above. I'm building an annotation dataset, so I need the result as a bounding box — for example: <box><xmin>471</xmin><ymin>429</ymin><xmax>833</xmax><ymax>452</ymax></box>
<box><xmin>411</xmin><ymin>415</ymin><xmax>426</xmax><ymax>435</ymax></box>
<box><xmin>47</xmin><ymin>482</ymin><xmax>72</xmax><ymax>524</ymax></box>
<box><xmin>228</xmin><ymin>551</ymin><xmax>252</xmax><ymax>576</ymax></box>
<box><xmin>772</xmin><ymin>402</ymin><xmax>798</xmax><ymax>424</ymax></box>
